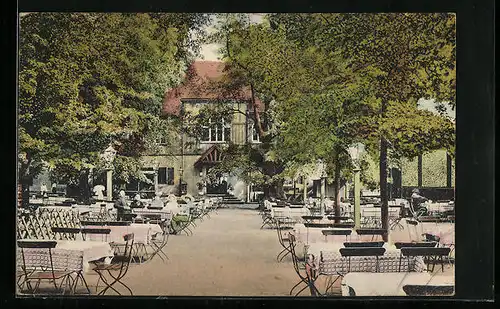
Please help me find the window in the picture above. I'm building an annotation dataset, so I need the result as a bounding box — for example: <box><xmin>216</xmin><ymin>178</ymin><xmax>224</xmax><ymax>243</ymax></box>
<box><xmin>250</xmin><ymin>122</ymin><xmax>261</xmax><ymax>143</ymax></box>
<box><xmin>158</xmin><ymin>167</ymin><xmax>174</xmax><ymax>185</ymax></box>
<box><xmin>156</xmin><ymin>136</ymin><xmax>168</xmax><ymax>145</ymax></box>
<box><xmin>202</xmin><ymin>118</ymin><xmax>231</xmax><ymax>142</ymax></box>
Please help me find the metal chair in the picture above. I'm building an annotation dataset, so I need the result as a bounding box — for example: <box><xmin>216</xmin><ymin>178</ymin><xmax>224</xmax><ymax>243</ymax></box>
<box><xmin>146</xmin><ymin>229</ymin><xmax>170</xmax><ymax>263</ymax></box>
<box><xmin>275</xmin><ymin>219</ymin><xmax>294</xmax><ymax>262</ymax></box>
<box><xmin>400</xmin><ymin>247</ymin><xmax>451</xmax><ymax>272</ymax></box>
<box><xmin>51</xmin><ymin>227</ymin><xmax>82</xmax><ymax>241</ymax></box>
<box><xmin>288</xmin><ymin>234</ymin><xmax>320</xmax><ymax>297</ymax></box>
<box><xmin>403</xmin><ymin>285</ymin><xmax>454</xmax><ymax>296</ymax></box>
<box><xmin>395</xmin><ymin>242</ymin><xmax>437</xmax><ymax>272</ymax></box>
<box><xmin>91</xmin><ymin>233</ymin><xmax>135</xmax><ymax>295</ymax></box>
<box><xmin>322</xmin><ymin>229</ymin><xmax>352</xmax><ymax>242</ymax></box>
<box><xmin>339</xmin><ymin>247</ymin><xmax>386</xmax><ymax>273</ymax></box>
<box><xmin>344</xmin><ymin>241</ymin><xmax>385</xmax><ymax>248</ymax></box>
<box><xmin>81</xmin><ymin>228</ymin><xmax>111</xmax><ymax>242</ymax></box>
<box><xmin>355</xmin><ymin>228</ymin><xmax>386</xmax><ymax>241</ymax></box>
<box><xmin>17</xmin><ymin>240</ymin><xmax>75</xmax><ymax>295</ymax></box>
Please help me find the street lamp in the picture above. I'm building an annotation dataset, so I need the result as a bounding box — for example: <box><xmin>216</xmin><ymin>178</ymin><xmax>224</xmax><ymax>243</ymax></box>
<box><xmin>319</xmin><ymin>160</ymin><xmax>327</xmax><ymax>216</ymax></box>
<box><xmin>348</xmin><ymin>143</ymin><xmax>363</xmax><ymax>229</ymax></box>
<box><xmin>101</xmin><ymin>144</ymin><xmax>117</xmax><ymax>201</ymax></box>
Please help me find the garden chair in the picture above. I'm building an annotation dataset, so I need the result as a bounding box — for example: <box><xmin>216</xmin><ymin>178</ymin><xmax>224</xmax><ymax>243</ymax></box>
<box><xmin>275</xmin><ymin>219</ymin><xmax>294</xmax><ymax>262</ymax></box>
<box><xmin>400</xmin><ymin>247</ymin><xmax>451</xmax><ymax>272</ymax></box>
<box><xmin>146</xmin><ymin>229</ymin><xmax>170</xmax><ymax>263</ymax></box>
<box><xmin>339</xmin><ymin>247</ymin><xmax>386</xmax><ymax>273</ymax></box>
<box><xmin>51</xmin><ymin>227</ymin><xmax>82</xmax><ymax>241</ymax></box>
<box><xmin>322</xmin><ymin>229</ymin><xmax>352</xmax><ymax>242</ymax></box>
<box><xmin>402</xmin><ymin>284</ymin><xmax>454</xmax><ymax>296</ymax></box>
<box><xmin>343</xmin><ymin>241</ymin><xmax>385</xmax><ymax>248</ymax></box>
<box><xmin>288</xmin><ymin>234</ymin><xmax>320</xmax><ymax>297</ymax></box>
<box><xmin>395</xmin><ymin>242</ymin><xmax>437</xmax><ymax>272</ymax></box>
<box><xmin>17</xmin><ymin>240</ymin><xmax>74</xmax><ymax>295</ymax></box>
<box><xmin>81</xmin><ymin>228</ymin><xmax>111</xmax><ymax>242</ymax></box>
<box><xmin>91</xmin><ymin>233</ymin><xmax>135</xmax><ymax>295</ymax></box>
<box><xmin>355</xmin><ymin>228</ymin><xmax>386</xmax><ymax>241</ymax></box>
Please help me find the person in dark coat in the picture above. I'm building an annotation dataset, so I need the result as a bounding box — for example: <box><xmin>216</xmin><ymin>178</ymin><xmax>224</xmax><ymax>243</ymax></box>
<box><xmin>114</xmin><ymin>190</ymin><xmax>130</xmax><ymax>221</ymax></box>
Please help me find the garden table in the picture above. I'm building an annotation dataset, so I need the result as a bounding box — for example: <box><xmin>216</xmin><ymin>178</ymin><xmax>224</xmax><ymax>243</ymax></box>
<box><xmin>17</xmin><ymin>239</ymin><xmax>114</xmax><ymax>273</ymax></box>
<box><xmin>80</xmin><ymin>223</ymin><xmax>163</xmax><ymax>245</ymax></box>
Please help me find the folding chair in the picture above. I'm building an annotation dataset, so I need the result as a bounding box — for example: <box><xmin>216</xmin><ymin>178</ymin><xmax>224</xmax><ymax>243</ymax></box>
<box><xmin>17</xmin><ymin>240</ymin><xmax>74</xmax><ymax>295</ymax></box>
<box><xmin>355</xmin><ymin>228</ymin><xmax>386</xmax><ymax>241</ymax></box>
<box><xmin>339</xmin><ymin>247</ymin><xmax>386</xmax><ymax>273</ymax></box>
<box><xmin>322</xmin><ymin>229</ymin><xmax>352</xmax><ymax>242</ymax></box>
<box><xmin>51</xmin><ymin>227</ymin><xmax>82</xmax><ymax>241</ymax></box>
<box><xmin>344</xmin><ymin>241</ymin><xmax>384</xmax><ymax>248</ymax></box>
<box><xmin>395</xmin><ymin>242</ymin><xmax>437</xmax><ymax>271</ymax></box>
<box><xmin>146</xmin><ymin>229</ymin><xmax>170</xmax><ymax>263</ymax></box>
<box><xmin>91</xmin><ymin>233</ymin><xmax>135</xmax><ymax>295</ymax></box>
<box><xmin>402</xmin><ymin>285</ymin><xmax>454</xmax><ymax>296</ymax></box>
<box><xmin>275</xmin><ymin>219</ymin><xmax>294</xmax><ymax>262</ymax></box>
<box><xmin>288</xmin><ymin>234</ymin><xmax>321</xmax><ymax>297</ymax></box>
<box><xmin>400</xmin><ymin>247</ymin><xmax>451</xmax><ymax>272</ymax></box>
<box><xmin>170</xmin><ymin>214</ymin><xmax>193</xmax><ymax>236</ymax></box>
<box><xmin>81</xmin><ymin>228</ymin><xmax>111</xmax><ymax>242</ymax></box>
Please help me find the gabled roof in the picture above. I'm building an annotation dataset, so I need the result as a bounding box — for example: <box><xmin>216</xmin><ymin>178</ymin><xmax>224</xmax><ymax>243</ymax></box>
<box><xmin>194</xmin><ymin>144</ymin><xmax>225</xmax><ymax>168</ymax></box>
<box><xmin>163</xmin><ymin>61</ymin><xmax>263</xmax><ymax>116</ymax></box>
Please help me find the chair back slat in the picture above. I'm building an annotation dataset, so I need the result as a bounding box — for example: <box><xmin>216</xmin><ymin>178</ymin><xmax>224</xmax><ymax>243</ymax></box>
<box><xmin>344</xmin><ymin>241</ymin><xmax>385</xmax><ymax>248</ymax></box>
<box><xmin>401</xmin><ymin>247</ymin><xmax>451</xmax><ymax>257</ymax></box>
<box><xmin>403</xmin><ymin>285</ymin><xmax>454</xmax><ymax>296</ymax></box>
<box><xmin>355</xmin><ymin>228</ymin><xmax>386</xmax><ymax>235</ymax></box>
<box><xmin>339</xmin><ymin>247</ymin><xmax>386</xmax><ymax>257</ymax></box>
<box><xmin>17</xmin><ymin>240</ymin><xmax>57</xmax><ymax>249</ymax></box>
<box><xmin>322</xmin><ymin>229</ymin><xmax>352</xmax><ymax>236</ymax></box>
<box><xmin>394</xmin><ymin>242</ymin><xmax>437</xmax><ymax>249</ymax></box>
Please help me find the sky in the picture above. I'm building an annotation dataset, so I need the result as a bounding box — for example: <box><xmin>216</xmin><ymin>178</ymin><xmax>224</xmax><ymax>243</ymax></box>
<box><xmin>196</xmin><ymin>13</ymin><xmax>265</xmax><ymax>61</ymax></box>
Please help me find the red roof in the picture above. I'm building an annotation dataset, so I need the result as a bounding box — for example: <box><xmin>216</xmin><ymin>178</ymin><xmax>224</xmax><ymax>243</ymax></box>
<box><xmin>162</xmin><ymin>61</ymin><xmax>263</xmax><ymax>116</ymax></box>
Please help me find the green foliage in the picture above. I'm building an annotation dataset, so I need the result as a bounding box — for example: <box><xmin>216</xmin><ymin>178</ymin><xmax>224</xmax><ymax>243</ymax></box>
<box><xmin>19</xmin><ymin>13</ymin><xmax>208</xmax><ymax>187</ymax></box>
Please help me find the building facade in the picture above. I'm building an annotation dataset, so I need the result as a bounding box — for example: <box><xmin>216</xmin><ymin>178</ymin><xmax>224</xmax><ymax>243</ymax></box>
<box><xmin>139</xmin><ymin>61</ymin><xmax>262</xmax><ymax>199</ymax></box>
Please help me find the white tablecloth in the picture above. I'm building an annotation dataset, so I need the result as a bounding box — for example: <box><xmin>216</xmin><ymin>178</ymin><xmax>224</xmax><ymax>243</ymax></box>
<box><xmin>81</xmin><ymin>223</ymin><xmax>163</xmax><ymax>245</ymax></box>
<box><xmin>424</xmin><ymin>202</ymin><xmax>454</xmax><ymax>213</ymax></box>
<box><xmin>390</xmin><ymin>221</ymin><xmax>455</xmax><ymax>245</ymax></box>
<box><xmin>132</xmin><ymin>208</ymin><xmax>176</xmax><ymax>220</ymax></box>
<box><xmin>272</xmin><ymin>207</ymin><xmax>310</xmax><ymax>219</ymax></box>
<box><xmin>17</xmin><ymin>239</ymin><xmax>114</xmax><ymax>273</ymax></box>
<box><xmin>341</xmin><ymin>272</ymin><xmax>454</xmax><ymax>296</ymax></box>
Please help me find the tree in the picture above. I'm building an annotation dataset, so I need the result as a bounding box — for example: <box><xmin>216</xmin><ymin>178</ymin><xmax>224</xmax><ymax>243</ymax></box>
<box><xmin>273</xmin><ymin>13</ymin><xmax>456</xmax><ymax>239</ymax></box>
<box><xmin>18</xmin><ymin>13</ymin><xmax>209</xmax><ymax>203</ymax></box>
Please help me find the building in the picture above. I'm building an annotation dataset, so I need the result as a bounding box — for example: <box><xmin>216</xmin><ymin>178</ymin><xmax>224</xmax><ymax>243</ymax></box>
<box><xmin>139</xmin><ymin>61</ymin><xmax>264</xmax><ymax>199</ymax></box>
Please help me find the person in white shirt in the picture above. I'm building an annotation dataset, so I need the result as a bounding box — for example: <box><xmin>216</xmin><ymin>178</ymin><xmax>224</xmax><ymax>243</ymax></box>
<box><xmin>93</xmin><ymin>184</ymin><xmax>105</xmax><ymax>200</ymax></box>
<box><xmin>150</xmin><ymin>192</ymin><xmax>165</xmax><ymax>209</ymax></box>
<box><xmin>40</xmin><ymin>183</ymin><xmax>48</xmax><ymax>197</ymax></box>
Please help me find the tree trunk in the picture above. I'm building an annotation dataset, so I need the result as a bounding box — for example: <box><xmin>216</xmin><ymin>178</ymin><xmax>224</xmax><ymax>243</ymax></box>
<box><xmin>333</xmin><ymin>155</ymin><xmax>342</xmax><ymax>222</ymax></box>
<box><xmin>380</xmin><ymin>137</ymin><xmax>389</xmax><ymax>242</ymax></box>
<box><xmin>78</xmin><ymin>169</ymin><xmax>91</xmax><ymax>204</ymax></box>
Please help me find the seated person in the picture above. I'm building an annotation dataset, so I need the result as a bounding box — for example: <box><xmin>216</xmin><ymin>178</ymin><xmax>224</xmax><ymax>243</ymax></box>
<box><xmin>411</xmin><ymin>189</ymin><xmax>429</xmax><ymax>215</ymax></box>
<box><xmin>114</xmin><ymin>190</ymin><xmax>131</xmax><ymax>221</ymax></box>
<box><xmin>130</xmin><ymin>193</ymin><xmax>144</xmax><ymax>208</ymax></box>
<box><xmin>149</xmin><ymin>192</ymin><xmax>165</xmax><ymax>209</ymax></box>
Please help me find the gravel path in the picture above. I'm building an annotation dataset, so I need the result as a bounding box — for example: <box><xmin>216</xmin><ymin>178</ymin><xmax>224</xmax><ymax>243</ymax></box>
<box><xmin>84</xmin><ymin>208</ymin><xmax>301</xmax><ymax>296</ymax></box>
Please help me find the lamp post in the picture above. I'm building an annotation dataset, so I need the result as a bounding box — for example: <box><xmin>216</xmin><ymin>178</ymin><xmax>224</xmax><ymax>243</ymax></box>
<box><xmin>348</xmin><ymin>143</ymin><xmax>363</xmax><ymax>229</ymax></box>
<box><xmin>319</xmin><ymin>160</ymin><xmax>327</xmax><ymax>216</ymax></box>
<box><xmin>178</xmin><ymin>167</ymin><xmax>184</xmax><ymax>196</ymax></box>
<box><xmin>101</xmin><ymin>145</ymin><xmax>117</xmax><ymax>201</ymax></box>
